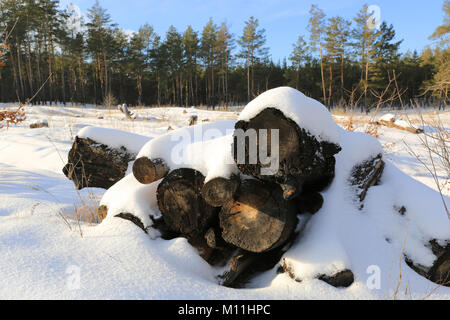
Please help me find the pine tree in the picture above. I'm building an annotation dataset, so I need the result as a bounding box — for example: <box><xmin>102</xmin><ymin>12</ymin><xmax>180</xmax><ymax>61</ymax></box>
<box><xmin>165</xmin><ymin>26</ymin><xmax>184</xmax><ymax>106</ymax></box>
<box><xmin>200</xmin><ymin>18</ymin><xmax>218</xmax><ymax>106</ymax></box>
<box><xmin>352</xmin><ymin>4</ymin><xmax>379</xmax><ymax>110</ymax></box>
<box><xmin>370</xmin><ymin>22</ymin><xmax>402</xmax><ymax>91</ymax></box>
<box><xmin>324</xmin><ymin>16</ymin><xmax>351</xmax><ymax>104</ymax></box>
<box><xmin>128</xmin><ymin>24</ymin><xmax>154</xmax><ymax>105</ymax></box>
<box><xmin>216</xmin><ymin>22</ymin><xmax>234</xmax><ymax>105</ymax></box>
<box><xmin>289</xmin><ymin>35</ymin><xmax>309</xmax><ymax>90</ymax></box>
<box><xmin>182</xmin><ymin>25</ymin><xmax>199</xmax><ymax>106</ymax></box>
<box><xmin>238</xmin><ymin>16</ymin><xmax>268</xmax><ymax>101</ymax></box>
<box><xmin>308</xmin><ymin>5</ymin><xmax>327</xmax><ymax>104</ymax></box>
<box><xmin>86</xmin><ymin>0</ymin><xmax>117</xmax><ymax>104</ymax></box>
<box><xmin>426</xmin><ymin>0</ymin><xmax>449</xmax><ymax>106</ymax></box>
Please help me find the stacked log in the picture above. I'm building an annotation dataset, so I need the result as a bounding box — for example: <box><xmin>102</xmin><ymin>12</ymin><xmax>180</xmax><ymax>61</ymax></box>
<box><xmin>64</xmin><ymin>101</ymin><xmax>450</xmax><ymax>290</ymax></box>
<box><xmin>133</xmin><ymin>157</ymin><xmax>169</xmax><ymax>185</ymax></box>
<box><xmin>63</xmin><ymin>136</ymin><xmax>136</xmax><ymax>190</ymax></box>
<box><xmin>233</xmin><ymin>108</ymin><xmax>341</xmax><ymax>199</ymax></box>
<box><xmin>156</xmin><ymin>168</ymin><xmax>218</xmax><ymax>238</ymax></box>
<box><xmin>135</xmin><ymin>107</ymin><xmax>342</xmax><ymax>287</ymax></box>
<box><xmin>219</xmin><ymin>179</ymin><xmax>297</xmax><ymax>253</ymax></box>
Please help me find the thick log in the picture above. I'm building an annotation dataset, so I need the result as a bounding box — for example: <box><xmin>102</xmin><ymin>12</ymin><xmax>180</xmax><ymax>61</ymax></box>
<box><xmin>132</xmin><ymin>157</ymin><xmax>169</xmax><ymax>184</ymax></box>
<box><xmin>63</xmin><ymin>137</ymin><xmax>135</xmax><ymax>190</ymax></box>
<box><xmin>350</xmin><ymin>154</ymin><xmax>385</xmax><ymax>202</ymax></box>
<box><xmin>219</xmin><ymin>179</ymin><xmax>297</xmax><ymax>253</ymax></box>
<box><xmin>201</xmin><ymin>175</ymin><xmax>240</xmax><ymax>207</ymax></box>
<box><xmin>157</xmin><ymin>168</ymin><xmax>219</xmax><ymax>238</ymax></box>
<box><xmin>220</xmin><ymin>235</ymin><xmax>298</xmax><ymax>288</ymax></box>
<box><xmin>233</xmin><ymin>108</ymin><xmax>341</xmax><ymax>198</ymax></box>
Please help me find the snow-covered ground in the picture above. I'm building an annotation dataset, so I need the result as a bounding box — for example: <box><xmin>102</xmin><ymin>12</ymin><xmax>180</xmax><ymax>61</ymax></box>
<box><xmin>0</xmin><ymin>98</ymin><xmax>448</xmax><ymax>300</ymax></box>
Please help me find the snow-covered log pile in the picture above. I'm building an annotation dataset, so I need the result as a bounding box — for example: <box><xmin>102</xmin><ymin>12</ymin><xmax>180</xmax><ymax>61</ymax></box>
<box><xmin>64</xmin><ymin>87</ymin><xmax>450</xmax><ymax>292</ymax></box>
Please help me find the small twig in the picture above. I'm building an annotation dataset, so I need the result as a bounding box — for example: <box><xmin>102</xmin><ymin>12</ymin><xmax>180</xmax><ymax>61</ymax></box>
<box><xmin>393</xmin><ymin>221</ymin><xmax>409</xmax><ymax>300</ymax></box>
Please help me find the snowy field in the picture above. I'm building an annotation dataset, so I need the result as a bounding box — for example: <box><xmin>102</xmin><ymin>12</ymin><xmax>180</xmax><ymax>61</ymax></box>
<box><xmin>0</xmin><ymin>98</ymin><xmax>449</xmax><ymax>300</ymax></box>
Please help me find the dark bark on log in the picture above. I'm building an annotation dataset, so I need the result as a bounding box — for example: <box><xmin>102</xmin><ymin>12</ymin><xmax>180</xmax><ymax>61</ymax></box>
<box><xmin>233</xmin><ymin>108</ymin><xmax>341</xmax><ymax>197</ymax></box>
<box><xmin>132</xmin><ymin>157</ymin><xmax>169</xmax><ymax>185</ymax></box>
<box><xmin>63</xmin><ymin>137</ymin><xmax>135</xmax><ymax>190</ymax></box>
<box><xmin>350</xmin><ymin>154</ymin><xmax>385</xmax><ymax>202</ymax></box>
<box><xmin>318</xmin><ymin>270</ymin><xmax>355</xmax><ymax>288</ymax></box>
<box><xmin>220</xmin><ymin>233</ymin><xmax>299</xmax><ymax>288</ymax></box>
<box><xmin>151</xmin><ymin>216</ymin><xmax>179</xmax><ymax>240</ymax></box>
<box><xmin>115</xmin><ymin>213</ymin><xmax>146</xmax><ymax>232</ymax></box>
<box><xmin>296</xmin><ymin>191</ymin><xmax>324</xmax><ymax>215</ymax></box>
<box><xmin>201</xmin><ymin>175</ymin><xmax>240</xmax><ymax>207</ymax></box>
<box><xmin>405</xmin><ymin>240</ymin><xmax>450</xmax><ymax>287</ymax></box>
<box><xmin>189</xmin><ymin>236</ymin><xmax>233</xmax><ymax>266</ymax></box>
<box><xmin>219</xmin><ymin>251</ymin><xmax>259</xmax><ymax>288</ymax></box>
<box><xmin>157</xmin><ymin>168</ymin><xmax>219</xmax><ymax>238</ymax></box>
<box><xmin>219</xmin><ymin>179</ymin><xmax>297</xmax><ymax>253</ymax></box>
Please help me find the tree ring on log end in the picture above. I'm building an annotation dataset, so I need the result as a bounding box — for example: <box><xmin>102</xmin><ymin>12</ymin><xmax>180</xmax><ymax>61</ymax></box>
<box><xmin>219</xmin><ymin>179</ymin><xmax>297</xmax><ymax>253</ymax></box>
<box><xmin>157</xmin><ymin>168</ymin><xmax>218</xmax><ymax>238</ymax></box>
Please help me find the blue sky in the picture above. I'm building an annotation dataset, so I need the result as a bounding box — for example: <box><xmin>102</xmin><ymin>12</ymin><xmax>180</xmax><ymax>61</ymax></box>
<box><xmin>59</xmin><ymin>0</ymin><xmax>446</xmax><ymax>62</ymax></box>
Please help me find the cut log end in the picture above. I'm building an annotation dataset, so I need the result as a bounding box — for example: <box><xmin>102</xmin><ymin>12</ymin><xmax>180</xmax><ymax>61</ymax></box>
<box><xmin>220</xmin><ymin>179</ymin><xmax>297</xmax><ymax>253</ymax></box>
<box><xmin>97</xmin><ymin>205</ymin><xmax>108</xmax><ymax>222</ymax></box>
<box><xmin>157</xmin><ymin>168</ymin><xmax>218</xmax><ymax>238</ymax></box>
<box><xmin>233</xmin><ymin>107</ymin><xmax>341</xmax><ymax>194</ymax></box>
<box><xmin>133</xmin><ymin>157</ymin><xmax>169</xmax><ymax>184</ymax></box>
<box><xmin>201</xmin><ymin>175</ymin><xmax>240</xmax><ymax>207</ymax></box>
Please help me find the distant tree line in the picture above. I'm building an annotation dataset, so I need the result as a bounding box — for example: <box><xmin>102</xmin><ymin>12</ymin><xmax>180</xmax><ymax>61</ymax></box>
<box><xmin>0</xmin><ymin>0</ymin><xmax>448</xmax><ymax>110</ymax></box>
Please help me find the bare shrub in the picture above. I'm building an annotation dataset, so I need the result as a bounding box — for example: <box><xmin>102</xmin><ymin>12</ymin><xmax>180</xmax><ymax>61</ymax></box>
<box><xmin>403</xmin><ymin>103</ymin><xmax>449</xmax><ymax>219</ymax></box>
<box><xmin>0</xmin><ymin>107</ymin><xmax>26</xmax><ymax>129</ymax></box>
<box><xmin>103</xmin><ymin>93</ymin><xmax>117</xmax><ymax>110</ymax></box>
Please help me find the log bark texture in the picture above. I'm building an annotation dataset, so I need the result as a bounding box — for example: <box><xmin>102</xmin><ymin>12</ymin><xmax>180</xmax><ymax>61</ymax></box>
<box><xmin>233</xmin><ymin>108</ymin><xmax>341</xmax><ymax>198</ymax></box>
<box><xmin>350</xmin><ymin>154</ymin><xmax>385</xmax><ymax>202</ymax></box>
<box><xmin>63</xmin><ymin>137</ymin><xmax>135</xmax><ymax>190</ymax></box>
<box><xmin>219</xmin><ymin>179</ymin><xmax>297</xmax><ymax>253</ymax></box>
